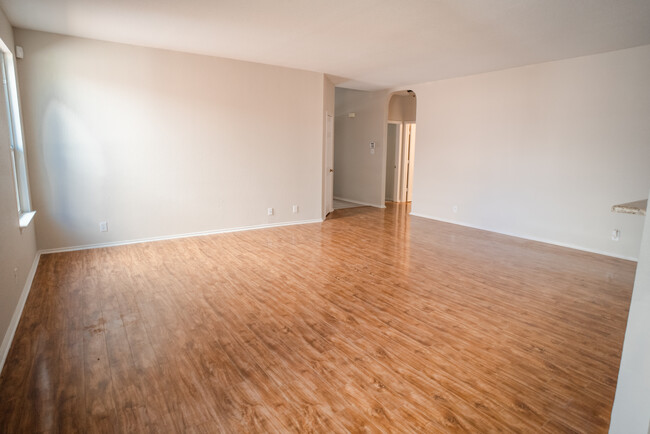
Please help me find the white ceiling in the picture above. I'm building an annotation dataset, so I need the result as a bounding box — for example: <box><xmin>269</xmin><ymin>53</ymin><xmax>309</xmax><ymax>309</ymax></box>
<box><xmin>2</xmin><ymin>0</ymin><xmax>650</xmax><ymax>90</ymax></box>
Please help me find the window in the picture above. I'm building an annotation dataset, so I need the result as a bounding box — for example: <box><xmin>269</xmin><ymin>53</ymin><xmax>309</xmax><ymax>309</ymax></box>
<box><xmin>0</xmin><ymin>41</ymin><xmax>34</xmax><ymax>228</ymax></box>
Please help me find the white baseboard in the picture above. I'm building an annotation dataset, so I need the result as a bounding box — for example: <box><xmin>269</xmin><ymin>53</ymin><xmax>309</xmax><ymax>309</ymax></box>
<box><xmin>39</xmin><ymin>218</ymin><xmax>324</xmax><ymax>254</ymax></box>
<box><xmin>334</xmin><ymin>196</ymin><xmax>385</xmax><ymax>209</ymax></box>
<box><xmin>409</xmin><ymin>212</ymin><xmax>638</xmax><ymax>262</ymax></box>
<box><xmin>0</xmin><ymin>252</ymin><xmax>41</xmax><ymax>376</ymax></box>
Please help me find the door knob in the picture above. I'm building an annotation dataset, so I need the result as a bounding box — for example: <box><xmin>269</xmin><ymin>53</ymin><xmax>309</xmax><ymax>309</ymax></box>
<box><xmin>329</xmin><ymin>169</ymin><xmax>334</xmax><ymax>173</ymax></box>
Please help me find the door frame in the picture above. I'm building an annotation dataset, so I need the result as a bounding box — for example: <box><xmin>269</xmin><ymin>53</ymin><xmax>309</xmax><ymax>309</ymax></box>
<box><xmin>324</xmin><ymin>112</ymin><xmax>334</xmax><ymax>216</ymax></box>
<box><xmin>386</xmin><ymin>121</ymin><xmax>403</xmax><ymax>203</ymax></box>
<box><xmin>382</xmin><ymin>91</ymin><xmax>416</xmax><ymax>207</ymax></box>
<box><xmin>400</xmin><ymin>122</ymin><xmax>416</xmax><ymax>202</ymax></box>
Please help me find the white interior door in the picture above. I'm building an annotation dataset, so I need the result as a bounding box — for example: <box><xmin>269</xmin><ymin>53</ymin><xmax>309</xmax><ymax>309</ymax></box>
<box><xmin>325</xmin><ymin>113</ymin><xmax>334</xmax><ymax>214</ymax></box>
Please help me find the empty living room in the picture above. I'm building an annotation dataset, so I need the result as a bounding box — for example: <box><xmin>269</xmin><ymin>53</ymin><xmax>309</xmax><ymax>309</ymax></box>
<box><xmin>1</xmin><ymin>0</ymin><xmax>650</xmax><ymax>432</ymax></box>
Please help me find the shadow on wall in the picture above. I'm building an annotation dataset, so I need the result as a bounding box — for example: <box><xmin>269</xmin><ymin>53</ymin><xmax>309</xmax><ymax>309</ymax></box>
<box><xmin>42</xmin><ymin>100</ymin><xmax>106</xmax><ymax>233</ymax></box>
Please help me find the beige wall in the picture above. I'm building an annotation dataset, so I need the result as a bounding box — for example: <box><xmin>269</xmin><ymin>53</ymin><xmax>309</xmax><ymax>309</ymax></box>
<box><xmin>0</xmin><ymin>13</ymin><xmax>38</xmax><ymax>371</ymax></box>
<box><xmin>610</xmin><ymin>191</ymin><xmax>650</xmax><ymax>433</ymax></box>
<box><xmin>408</xmin><ymin>45</ymin><xmax>650</xmax><ymax>259</ymax></box>
<box><xmin>15</xmin><ymin>29</ymin><xmax>326</xmax><ymax>251</ymax></box>
<box><xmin>388</xmin><ymin>94</ymin><xmax>416</xmax><ymax>122</ymax></box>
<box><xmin>333</xmin><ymin>87</ymin><xmax>387</xmax><ymax>207</ymax></box>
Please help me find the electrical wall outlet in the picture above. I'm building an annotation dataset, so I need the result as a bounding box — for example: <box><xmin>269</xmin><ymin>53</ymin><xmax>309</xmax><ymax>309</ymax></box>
<box><xmin>267</xmin><ymin>208</ymin><xmax>274</xmax><ymax>216</ymax></box>
<box><xmin>611</xmin><ymin>229</ymin><xmax>620</xmax><ymax>241</ymax></box>
<box><xmin>99</xmin><ymin>221</ymin><xmax>108</xmax><ymax>232</ymax></box>
<box><xmin>292</xmin><ymin>205</ymin><xmax>299</xmax><ymax>213</ymax></box>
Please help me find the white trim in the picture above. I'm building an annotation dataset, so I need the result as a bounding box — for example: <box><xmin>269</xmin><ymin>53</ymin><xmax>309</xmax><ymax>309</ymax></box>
<box><xmin>39</xmin><ymin>218</ymin><xmax>324</xmax><ymax>254</ymax></box>
<box><xmin>18</xmin><ymin>210</ymin><xmax>35</xmax><ymax>229</ymax></box>
<box><xmin>334</xmin><ymin>196</ymin><xmax>385</xmax><ymax>209</ymax></box>
<box><xmin>0</xmin><ymin>252</ymin><xmax>40</xmax><ymax>376</ymax></box>
<box><xmin>410</xmin><ymin>212</ymin><xmax>638</xmax><ymax>262</ymax></box>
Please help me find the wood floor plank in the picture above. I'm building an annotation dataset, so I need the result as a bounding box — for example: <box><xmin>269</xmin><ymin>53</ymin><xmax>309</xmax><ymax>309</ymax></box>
<box><xmin>0</xmin><ymin>203</ymin><xmax>635</xmax><ymax>432</ymax></box>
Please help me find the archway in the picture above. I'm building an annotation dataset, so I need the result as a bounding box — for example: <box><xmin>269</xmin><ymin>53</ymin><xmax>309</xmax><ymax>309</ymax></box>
<box><xmin>384</xmin><ymin>90</ymin><xmax>416</xmax><ymax>205</ymax></box>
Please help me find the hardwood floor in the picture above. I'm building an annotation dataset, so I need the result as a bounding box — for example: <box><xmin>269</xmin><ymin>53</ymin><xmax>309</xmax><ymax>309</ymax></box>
<box><xmin>0</xmin><ymin>203</ymin><xmax>636</xmax><ymax>433</ymax></box>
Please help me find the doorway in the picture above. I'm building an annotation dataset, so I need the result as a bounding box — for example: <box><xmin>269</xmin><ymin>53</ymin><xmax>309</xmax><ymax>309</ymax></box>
<box><xmin>385</xmin><ymin>91</ymin><xmax>416</xmax><ymax>205</ymax></box>
<box><xmin>324</xmin><ymin>112</ymin><xmax>334</xmax><ymax>215</ymax></box>
<box><xmin>385</xmin><ymin>121</ymin><xmax>402</xmax><ymax>202</ymax></box>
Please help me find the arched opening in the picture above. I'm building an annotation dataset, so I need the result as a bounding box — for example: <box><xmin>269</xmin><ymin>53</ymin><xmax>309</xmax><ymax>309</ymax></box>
<box><xmin>385</xmin><ymin>90</ymin><xmax>416</xmax><ymax>206</ymax></box>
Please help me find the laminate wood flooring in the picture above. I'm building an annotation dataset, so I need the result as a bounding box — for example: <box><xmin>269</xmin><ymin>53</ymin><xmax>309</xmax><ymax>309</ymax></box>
<box><xmin>332</xmin><ymin>199</ymin><xmax>364</xmax><ymax>210</ymax></box>
<box><xmin>0</xmin><ymin>203</ymin><xmax>636</xmax><ymax>433</ymax></box>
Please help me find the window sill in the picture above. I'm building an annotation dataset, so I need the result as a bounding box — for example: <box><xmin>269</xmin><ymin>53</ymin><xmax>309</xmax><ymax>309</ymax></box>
<box><xmin>19</xmin><ymin>210</ymin><xmax>36</xmax><ymax>229</ymax></box>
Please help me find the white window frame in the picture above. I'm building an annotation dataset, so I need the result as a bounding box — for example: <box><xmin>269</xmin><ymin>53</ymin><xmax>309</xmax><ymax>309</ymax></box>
<box><xmin>0</xmin><ymin>40</ymin><xmax>34</xmax><ymax>228</ymax></box>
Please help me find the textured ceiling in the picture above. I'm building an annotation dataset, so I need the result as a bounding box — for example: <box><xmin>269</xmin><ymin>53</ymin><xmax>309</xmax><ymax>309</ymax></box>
<box><xmin>2</xmin><ymin>0</ymin><xmax>650</xmax><ymax>90</ymax></box>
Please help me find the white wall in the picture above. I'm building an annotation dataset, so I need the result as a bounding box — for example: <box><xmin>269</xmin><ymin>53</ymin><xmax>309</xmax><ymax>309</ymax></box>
<box><xmin>15</xmin><ymin>29</ymin><xmax>327</xmax><ymax>251</ymax></box>
<box><xmin>610</xmin><ymin>192</ymin><xmax>650</xmax><ymax>433</ymax></box>
<box><xmin>333</xmin><ymin>87</ymin><xmax>387</xmax><ymax>207</ymax></box>
<box><xmin>408</xmin><ymin>45</ymin><xmax>650</xmax><ymax>260</ymax></box>
<box><xmin>0</xmin><ymin>13</ymin><xmax>38</xmax><ymax>372</ymax></box>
